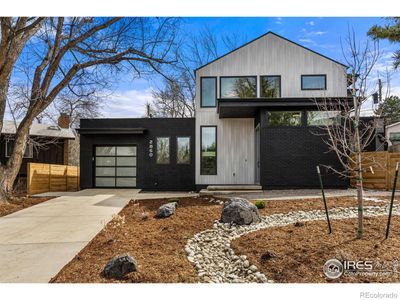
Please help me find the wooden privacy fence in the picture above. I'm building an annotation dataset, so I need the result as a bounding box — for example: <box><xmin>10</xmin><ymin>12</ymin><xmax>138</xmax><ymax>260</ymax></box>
<box><xmin>27</xmin><ymin>163</ymin><xmax>80</xmax><ymax>195</ymax></box>
<box><xmin>350</xmin><ymin>151</ymin><xmax>400</xmax><ymax>190</ymax></box>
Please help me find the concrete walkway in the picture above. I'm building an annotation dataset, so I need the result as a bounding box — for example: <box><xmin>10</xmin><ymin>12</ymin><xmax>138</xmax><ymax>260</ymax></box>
<box><xmin>0</xmin><ymin>189</ymin><xmax>140</xmax><ymax>283</ymax></box>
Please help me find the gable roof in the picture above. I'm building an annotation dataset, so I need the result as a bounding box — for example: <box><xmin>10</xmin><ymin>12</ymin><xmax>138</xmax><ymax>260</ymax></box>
<box><xmin>195</xmin><ymin>31</ymin><xmax>348</xmax><ymax>73</ymax></box>
<box><xmin>386</xmin><ymin>121</ymin><xmax>400</xmax><ymax>129</ymax></box>
<box><xmin>1</xmin><ymin>120</ymin><xmax>76</xmax><ymax>139</ymax></box>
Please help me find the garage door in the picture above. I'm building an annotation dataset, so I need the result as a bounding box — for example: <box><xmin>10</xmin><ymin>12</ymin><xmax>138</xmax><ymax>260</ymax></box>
<box><xmin>94</xmin><ymin>146</ymin><xmax>137</xmax><ymax>187</ymax></box>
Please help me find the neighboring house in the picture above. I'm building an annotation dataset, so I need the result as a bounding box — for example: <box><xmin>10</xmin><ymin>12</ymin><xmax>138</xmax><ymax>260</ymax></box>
<box><xmin>0</xmin><ymin>114</ymin><xmax>76</xmax><ymax>178</ymax></box>
<box><xmin>386</xmin><ymin>121</ymin><xmax>400</xmax><ymax>150</ymax></box>
<box><xmin>78</xmin><ymin>31</ymin><xmax>351</xmax><ymax>191</ymax></box>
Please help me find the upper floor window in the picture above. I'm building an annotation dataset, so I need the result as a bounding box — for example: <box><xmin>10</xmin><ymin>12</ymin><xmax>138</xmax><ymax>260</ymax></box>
<box><xmin>201</xmin><ymin>77</ymin><xmax>216</xmax><ymax>107</ymax></box>
<box><xmin>220</xmin><ymin>76</ymin><xmax>256</xmax><ymax>99</ymax></box>
<box><xmin>301</xmin><ymin>75</ymin><xmax>327</xmax><ymax>90</ymax></box>
<box><xmin>268</xmin><ymin>111</ymin><xmax>302</xmax><ymax>127</ymax></box>
<box><xmin>260</xmin><ymin>76</ymin><xmax>281</xmax><ymax>98</ymax></box>
<box><xmin>5</xmin><ymin>139</ymin><xmax>33</xmax><ymax>158</ymax></box>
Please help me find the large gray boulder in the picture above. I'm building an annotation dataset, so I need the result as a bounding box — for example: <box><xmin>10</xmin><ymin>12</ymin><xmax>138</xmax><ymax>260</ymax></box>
<box><xmin>103</xmin><ymin>254</ymin><xmax>137</xmax><ymax>279</ymax></box>
<box><xmin>220</xmin><ymin>197</ymin><xmax>261</xmax><ymax>225</ymax></box>
<box><xmin>156</xmin><ymin>202</ymin><xmax>177</xmax><ymax>218</ymax></box>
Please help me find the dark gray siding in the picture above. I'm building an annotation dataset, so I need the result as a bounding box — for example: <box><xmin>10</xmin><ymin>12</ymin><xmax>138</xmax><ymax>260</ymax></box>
<box><xmin>259</xmin><ymin>110</ymin><xmax>348</xmax><ymax>189</ymax></box>
<box><xmin>79</xmin><ymin>118</ymin><xmax>195</xmax><ymax>191</ymax></box>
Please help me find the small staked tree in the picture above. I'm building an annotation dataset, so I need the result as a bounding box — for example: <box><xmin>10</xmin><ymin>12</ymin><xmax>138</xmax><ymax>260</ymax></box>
<box><xmin>0</xmin><ymin>17</ymin><xmax>179</xmax><ymax>202</ymax></box>
<box><xmin>314</xmin><ymin>29</ymin><xmax>382</xmax><ymax>238</ymax></box>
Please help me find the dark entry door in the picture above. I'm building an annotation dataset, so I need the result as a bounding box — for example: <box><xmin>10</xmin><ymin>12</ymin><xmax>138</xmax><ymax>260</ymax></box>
<box><xmin>94</xmin><ymin>145</ymin><xmax>137</xmax><ymax>187</ymax></box>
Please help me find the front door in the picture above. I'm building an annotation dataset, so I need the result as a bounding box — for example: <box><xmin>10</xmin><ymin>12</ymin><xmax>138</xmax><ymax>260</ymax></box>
<box><xmin>255</xmin><ymin>125</ymin><xmax>260</xmax><ymax>184</ymax></box>
<box><xmin>94</xmin><ymin>145</ymin><xmax>137</xmax><ymax>187</ymax></box>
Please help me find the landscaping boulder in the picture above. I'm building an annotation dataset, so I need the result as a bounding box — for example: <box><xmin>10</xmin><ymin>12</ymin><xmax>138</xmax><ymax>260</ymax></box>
<box><xmin>156</xmin><ymin>202</ymin><xmax>177</xmax><ymax>218</ymax></box>
<box><xmin>103</xmin><ymin>254</ymin><xmax>137</xmax><ymax>279</ymax></box>
<box><xmin>220</xmin><ymin>197</ymin><xmax>261</xmax><ymax>225</ymax></box>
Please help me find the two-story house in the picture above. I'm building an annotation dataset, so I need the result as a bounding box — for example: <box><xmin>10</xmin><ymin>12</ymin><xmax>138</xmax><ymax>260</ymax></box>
<box><xmin>78</xmin><ymin>32</ymin><xmax>350</xmax><ymax>191</ymax></box>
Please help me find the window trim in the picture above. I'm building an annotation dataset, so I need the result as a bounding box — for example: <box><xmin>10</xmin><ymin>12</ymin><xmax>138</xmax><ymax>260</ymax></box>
<box><xmin>176</xmin><ymin>136</ymin><xmax>191</xmax><ymax>165</ymax></box>
<box><xmin>301</xmin><ymin>74</ymin><xmax>327</xmax><ymax>91</ymax></box>
<box><xmin>5</xmin><ymin>139</ymin><xmax>33</xmax><ymax>158</ymax></box>
<box><xmin>200</xmin><ymin>76</ymin><xmax>217</xmax><ymax>108</ymax></box>
<box><xmin>219</xmin><ymin>76</ymin><xmax>258</xmax><ymax>99</ymax></box>
<box><xmin>200</xmin><ymin>125</ymin><xmax>217</xmax><ymax>175</ymax></box>
<box><xmin>260</xmin><ymin>75</ymin><xmax>282</xmax><ymax>98</ymax></box>
<box><xmin>267</xmin><ymin>111</ymin><xmax>303</xmax><ymax>127</ymax></box>
<box><xmin>156</xmin><ymin>136</ymin><xmax>170</xmax><ymax>165</ymax></box>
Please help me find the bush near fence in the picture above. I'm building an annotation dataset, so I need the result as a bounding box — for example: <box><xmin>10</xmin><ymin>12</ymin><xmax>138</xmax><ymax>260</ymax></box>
<box><xmin>27</xmin><ymin>163</ymin><xmax>80</xmax><ymax>195</ymax></box>
<box><xmin>350</xmin><ymin>151</ymin><xmax>400</xmax><ymax>190</ymax></box>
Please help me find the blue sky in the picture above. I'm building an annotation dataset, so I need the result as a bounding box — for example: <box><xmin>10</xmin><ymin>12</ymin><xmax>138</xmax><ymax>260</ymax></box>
<box><xmin>103</xmin><ymin>17</ymin><xmax>399</xmax><ymax>118</ymax></box>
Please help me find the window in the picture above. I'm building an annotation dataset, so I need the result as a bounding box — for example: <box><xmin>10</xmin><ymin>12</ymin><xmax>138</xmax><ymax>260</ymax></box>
<box><xmin>201</xmin><ymin>126</ymin><xmax>217</xmax><ymax>175</ymax></box>
<box><xmin>260</xmin><ymin>76</ymin><xmax>281</xmax><ymax>98</ymax></box>
<box><xmin>268</xmin><ymin>111</ymin><xmax>302</xmax><ymax>127</ymax></box>
<box><xmin>220</xmin><ymin>76</ymin><xmax>256</xmax><ymax>98</ymax></box>
<box><xmin>201</xmin><ymin>77</ymin><xmax>217</xmax><ymax>107</ymax></box>
<box><xmin>5</xmin><ymin>140</ymin><xmax>33</xmax><ymax>158</ymax></box>
<box><xmin>390</xmin><ymin>133</ymin><xmax>400</xmax><ymax>144</ymax></box>
<box><xmin>177</xmin><ymin>137</ymin><xmax>190</xmax><ymax>164</ymax></box>
<box><xmin>301</xmin><ymin>75</ymin><xmax>326</xmax><ymax>90</ymax></box>
<box><xmin>156</xmin><ymin>137</ymin><xmax>170</xmax><ymax>164</ymax></box>
<box><xmin>307</xmin><ymin>111</ymin><xmax>341</xmax><ymax>126</ymax></box>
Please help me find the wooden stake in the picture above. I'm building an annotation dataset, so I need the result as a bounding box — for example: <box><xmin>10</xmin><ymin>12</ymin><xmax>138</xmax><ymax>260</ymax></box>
<box><xmin>386</xmin><ymin>162</ymin><xmax>399</xmax><ymax>239</ymax></box>
<box><xmin>317</xmin><ymin>166</ymin><xmax>332</xmax><ymax>234</ymax></box>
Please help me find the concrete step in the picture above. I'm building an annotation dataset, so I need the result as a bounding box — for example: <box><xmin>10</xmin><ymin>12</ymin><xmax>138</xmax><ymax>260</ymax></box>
<box><xmin>206</xmin><ymin>185</ymin><xmax>262</xmax><ymax>191</ymax></box>
<box><xmin>199</xmin><ymin>189</ymin><xmax>262</xmax><ymax>196</ymax></box>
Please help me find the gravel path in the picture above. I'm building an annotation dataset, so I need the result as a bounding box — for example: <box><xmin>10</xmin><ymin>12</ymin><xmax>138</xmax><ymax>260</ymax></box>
<box><xmin>185</xmin><ymin>205</ymin><xmax>400</xmax><ymax>283</ymax></box>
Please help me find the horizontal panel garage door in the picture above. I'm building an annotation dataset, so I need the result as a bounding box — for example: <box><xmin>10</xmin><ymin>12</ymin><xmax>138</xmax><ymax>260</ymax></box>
<box><xmin>95</xmin><ymin>146</ymin><xmax>137</xmax><ymax>187</ymax></box>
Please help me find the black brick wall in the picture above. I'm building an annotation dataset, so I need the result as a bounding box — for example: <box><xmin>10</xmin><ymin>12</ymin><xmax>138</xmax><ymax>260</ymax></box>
<box><xmin>79</xmin><ymin>118</ymin><xmax>195</xmax><ymax>191</ymax></box>
<box><xmin>259</xmin><ymin>110</ymin><xmax>348</xmax><ymax>189</ymax></box>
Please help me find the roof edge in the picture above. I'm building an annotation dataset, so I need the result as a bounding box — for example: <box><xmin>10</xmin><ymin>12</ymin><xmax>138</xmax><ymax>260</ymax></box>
<box><xmin>195</xmin><ymin>31</ymin><xmax>348</xmax><ymax>73</ymax></box>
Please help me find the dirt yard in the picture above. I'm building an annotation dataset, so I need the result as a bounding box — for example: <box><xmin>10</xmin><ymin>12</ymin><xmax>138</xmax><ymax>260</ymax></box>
<box><xmin>0</xmin><ymin>196</ymin><xmax>53</xmax><ymax>217</ymax></box>
<box><xmin>232</xmin><ymin>216</ymin><xmax>400</xmax><ymax>283</ymax></box>
<box><xmin>51</xmin><ymin>195</ymin><xmax>396</xmax><ymax>283</ymax></box>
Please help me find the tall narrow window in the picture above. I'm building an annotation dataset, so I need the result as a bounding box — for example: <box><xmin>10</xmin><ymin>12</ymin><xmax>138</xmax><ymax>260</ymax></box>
<box><xmin>201</xmin><ymin>77</ymin><xmax>217</xmax><ymax>107</ymax></box>
<box><xmin>201</xmin><ymin>126</ymin><xmax>217</xmax><ymax>175</ymax></box>
<box><xmin>260</xmin><ymin>76</ymin><xmax>281</xmax><ymax>98</ymax></box>
<box><xmin>156</xmin><ymin>137</ymin><xmax>170</xmax><ymax>164</ymax></box>
<box><xmin>301</xmin><ymin>75</ymin><xmax>326</xmax><ymax>90</ymax></box>
<box><xmin>220</xmin><ymin>76</ymin><xmax>256</xmax><ymax>98</ymax></box>
<box><xmin>177</xmin><ymin>137</ymin><xmax>190</xmax><ymax>164</ymax></box>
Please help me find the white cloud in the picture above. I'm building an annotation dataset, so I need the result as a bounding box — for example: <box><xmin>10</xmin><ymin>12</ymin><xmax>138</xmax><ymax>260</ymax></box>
<box><xmin>306</xmin><ymin>21</ymin><xmax>315</xmax><ymax>26</ymax></box>
<box><xmin>299</xmin><ymin>38</ymin><xmax>316</xmax><ymax>45</ymax></box>
<box><xmin>275</xmin><ymin>17</ymin><xmax>282</xmax><ymax>25</ymax></box>
<box><xmin>102</xmin><ymin>88</ymin><xmax>153</xmax><ymax>118</ymax></box>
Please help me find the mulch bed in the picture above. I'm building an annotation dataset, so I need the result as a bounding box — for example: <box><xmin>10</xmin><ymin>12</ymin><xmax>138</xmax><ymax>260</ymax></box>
<box><xmin>51</xmin><ymin>195</ymin><xmax>394</xmax><ymax>283</ymax></box>
<box><xmin>0</xmin><ymin>196</ymin><xmax>53</xmax><ymax>217</ymax></box>
<box><xmin>232</xmin><ymin>216</ymin><xmax>400</xmax><ymax>283</ymax></box>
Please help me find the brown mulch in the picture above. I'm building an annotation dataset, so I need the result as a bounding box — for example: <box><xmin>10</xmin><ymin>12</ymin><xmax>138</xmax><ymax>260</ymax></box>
<box><xmin>232</xmin><ymin>216</ymin><xmax>400</xmax><ymax>283</ymax></box>
<box><xmin>51</xmin><ymin>195</ymin><xmax>395</xmax><ymax>283</ymax></box>
<box><xmin>0</xmin><ymin>196</ymin><xmax>53</xmax><ymax>217</ymax></box>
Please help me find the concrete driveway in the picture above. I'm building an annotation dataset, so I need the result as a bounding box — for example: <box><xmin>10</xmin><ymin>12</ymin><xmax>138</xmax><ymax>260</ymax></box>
<box><xmin>0</xmin><ymin>189</ymin><xmax>139</xmax><ymax>283</ymax></box>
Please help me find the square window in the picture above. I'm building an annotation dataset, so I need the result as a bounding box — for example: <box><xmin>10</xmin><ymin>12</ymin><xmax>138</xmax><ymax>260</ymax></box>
<box><xmin>301</xmin><ymin>75</ymin><xmax>326</xmax><ymax>90</ymax></box>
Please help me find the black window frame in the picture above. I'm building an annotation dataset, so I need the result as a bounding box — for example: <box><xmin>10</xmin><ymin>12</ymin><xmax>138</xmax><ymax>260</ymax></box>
<box><xmin>260</xmin><ymin>75</ymin><xmax>281</xmax><ymax>98</ymax></box>
<box><xmin>156</xmin><ymin>136</ymin><xmax>170</xmax><ymax>165</ymax></box>
<box><xmin>219</xmin><ymin>76</ymin><xmax>257</xmax><ymax>99</ymax></box>
<box><xmin>301</xmin><ymin>74</ymin><xmax>327</xmax><ymax>91</ymax></box>
<box><xmin>267</xmin><ymin>111</ymin><xmax>303</xmax><ymax>127</ymax></box>
<box><xmin>176</xmin><ymin>136</ymin><xmax>191</xmax><ymax>165</ymax></box>
<box><xmin>200</xmin><ymin>125</ymin><xmax>217</xmax><ymax>175</ymax></box>
<box><xmin>5</xmin><ymin>139</ymin><xmax>33</xmax><ymax>158</ymax></box>
<box><xmin>200</xmin><ymin>76</ymin><xmax>217</xmax><ymax>108</ymax></box>
<box><xmin>94</xmin><ymin>145</ymin><xmax>137</xmax><ymax>188</ymax></box>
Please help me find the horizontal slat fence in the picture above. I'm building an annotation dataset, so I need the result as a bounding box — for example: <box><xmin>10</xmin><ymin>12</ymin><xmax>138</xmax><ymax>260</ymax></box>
<box><xmin>27</xmin><ymin>163</ymin><xmax>80</xmax><ymax>195</ymax></box>
<box><xmin>350</xmin><ymin>151</ymin><xmax>400</xmax><ymax>190</ymax></box>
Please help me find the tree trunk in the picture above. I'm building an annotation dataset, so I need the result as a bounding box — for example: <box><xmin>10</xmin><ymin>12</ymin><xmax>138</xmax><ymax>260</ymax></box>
<box><xmin>0</xmin><ymin>165</ymin><xmax>15</xmax><ymax>203</ymax></box>
<box><xmin>355</xmin><ymin>153</ymin><xmax>364</xmax><ymax>238</ymax></box>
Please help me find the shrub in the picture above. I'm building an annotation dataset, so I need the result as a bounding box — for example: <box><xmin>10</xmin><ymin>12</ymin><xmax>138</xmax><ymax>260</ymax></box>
<box><xmin>255</xmin><ymin>200</ymin><xmax>265</xmax><ymax>209</ymax></box>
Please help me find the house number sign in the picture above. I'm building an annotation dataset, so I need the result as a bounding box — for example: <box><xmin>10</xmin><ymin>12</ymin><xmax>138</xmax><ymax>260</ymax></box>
<box><xmin>149</xmin><ymin>139</ymin><xmax>153</xmax><ymax>158</ymax></box>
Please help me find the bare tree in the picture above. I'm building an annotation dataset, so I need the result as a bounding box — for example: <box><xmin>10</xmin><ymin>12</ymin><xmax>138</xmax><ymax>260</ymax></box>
<box><xmin>150</xmin><ymin>27</ymin><xmax>246</xmax><ymax>117</ymax></box>
<box><xmin>0</xmin><ymin>17</ymin><xmax>179</xmax><ymax>202</ymax></box>
<box><xmin>314</xmin><ymin>29</ymin><xmax>381</xmax><ymax>238</ymax></box>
